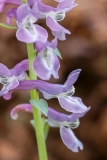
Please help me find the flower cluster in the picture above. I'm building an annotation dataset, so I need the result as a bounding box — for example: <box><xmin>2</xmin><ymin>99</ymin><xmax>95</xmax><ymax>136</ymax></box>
<box><xmin>0</xmin><ymin>0</ymin><xmax>90</xmax><ymax>153</ymax></box>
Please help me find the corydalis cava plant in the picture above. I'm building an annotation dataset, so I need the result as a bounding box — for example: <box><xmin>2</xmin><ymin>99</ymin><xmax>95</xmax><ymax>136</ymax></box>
<box><xmin>0</xmin><ymin>0</ymin><xmax>90</xmax><ymax>160</ymax></box>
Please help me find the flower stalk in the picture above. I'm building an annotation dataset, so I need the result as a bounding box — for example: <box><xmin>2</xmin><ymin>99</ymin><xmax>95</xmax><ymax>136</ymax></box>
<box><xmin>27</xmin><ymin>43</ymin><xmax>48</xmax><ymax>160</ymax></box>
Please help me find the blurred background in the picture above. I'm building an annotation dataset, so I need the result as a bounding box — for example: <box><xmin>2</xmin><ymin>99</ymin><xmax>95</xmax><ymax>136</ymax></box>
<box><xmin>0</xmin><ymin>0</ymin><xmax>107</xmax><ymax>159</ymax></box>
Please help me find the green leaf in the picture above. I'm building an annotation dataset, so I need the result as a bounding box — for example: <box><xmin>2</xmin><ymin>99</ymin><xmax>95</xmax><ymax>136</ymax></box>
<box><xmin>30</xmin><ymin>119</ymin><xmax>35</xmax><ymax>128</ymax></box>
<box><xmin>0</xmin><ymin>23</ymin><xmax>17</xmax><ymax>29</ymax></box>
<box><xmin>54</xmin><ymin>48</ymin><xmax>62</xmax><ymax>59</ymax></box>
<box><xmin>44</xmin><ymin>120</ymin><xmax>50</xmax><ymax>140</ymax></box>
<box><xmin>30</xmin><ymin>99</ymin><xmax>48</xmax><ymax>116</ymax></box>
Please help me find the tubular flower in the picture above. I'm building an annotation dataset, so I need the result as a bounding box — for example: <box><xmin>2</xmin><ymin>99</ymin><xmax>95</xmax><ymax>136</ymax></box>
<box><xmin>0</xmin><ymin>59</ymin><xmax>28</xmax><ymax>100</ymax></box>
<box><xmin>16</xmin><ymin>69</ymin><xmax>90</xmax><ymax>113</ymax></box>
<box><xmin>33</xmin><ymin>38</ymin><xmax>60</xmax><ymax>80</ymax></box>
<box><xmin>0</xmin><ymin>0</ymin><xmax>40</xmax><ymax>13</ymax></box>
<box><xmin>6</xmin><ymin>3</ymin><xmax>48</xmax><ymax>43</ymax></box>
<box><xmin>38</xmin><ymin>0</ymin><xmax>77</xmax><ymax>40</ymax></box>
<box><xmin>48</xmin><ymin>107</ymin><xmax>90</xmax><ymax>152</ymax></box>
<box><xmin>0</xmin><ymin>0</ymin><xmax>21</xmax><ymax>13</ymax></box>
<box><xmin>10</xmin><ymin>104</ymin><xmax>90</xmax><ymax>152</ymax></box>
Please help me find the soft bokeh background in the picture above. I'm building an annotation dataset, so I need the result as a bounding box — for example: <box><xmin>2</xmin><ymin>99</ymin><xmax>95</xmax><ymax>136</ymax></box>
<box><xmin>1</xmin><ymin>0</ymin><xmax>107</xmax><ymax>159</ymax></box>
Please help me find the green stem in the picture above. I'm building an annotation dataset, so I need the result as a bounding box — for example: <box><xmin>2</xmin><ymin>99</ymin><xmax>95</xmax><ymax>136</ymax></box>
<box><xmin>27</xmin><ymin>43</ymin><xmax>48</xmax><ymax>160</ymax></box>
<box><xmin>21</xmin><ymin>0</ymin><xmax>27</xmax><ymax>4</ymax></box>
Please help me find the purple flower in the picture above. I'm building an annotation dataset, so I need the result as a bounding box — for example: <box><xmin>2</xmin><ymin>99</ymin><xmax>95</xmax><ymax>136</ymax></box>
<box><xmin>10</xmin><ymin>103</ymin><xmax>32</xmax><ymax>120</ymax></box>
<box><xmin>33</xmin><ymin>38</ymin><xmax>60</xmax><ymax>80</ymax></box>
<box><xmin>6</xmin><ymin>3</ymin><xmax>48</xmax><ymax>43</ymax></box>
<box><xmin>48</xmin><ymin>107</ymin><xmax>90</xmax><ymax>152</ymax></box>
<box><xmin>38</xmin><ymin>0</ymin><xmax>77</xmax><ymax>40</ymax></box>
<box><xmin>10</xmin><ymin>104</ymin><xmax>90</xmax><ymax>152</ymax></box>
<box><xmin>0</xmin><ymin>59</ymin><xmax>28</xmax><ymax>100</ymax></box>
<box><xmin>0</xmin><ymin>0</ymin><xmax>21</xmax><ymax>12</ymax></box>
<box><xmin>16</xmin><ymin>69</ymin><xmax>90</xmax><ymax>113</ymax></box>
<box><xmin>0</xmin><ymin>0</ymin><xmax>40</xmax><ymax>13</ymax></box>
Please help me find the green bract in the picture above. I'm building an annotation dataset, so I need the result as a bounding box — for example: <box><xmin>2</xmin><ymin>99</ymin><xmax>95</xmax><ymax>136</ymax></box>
<box><xmin>30</xmin><ymin>99</ymin><xmax>48</xmax><ymax>116</ymax></box>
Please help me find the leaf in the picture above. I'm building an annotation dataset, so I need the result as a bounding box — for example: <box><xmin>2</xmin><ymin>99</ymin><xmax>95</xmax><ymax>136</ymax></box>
<box><xmin>30</xmin><ymin>119</ymin><xmax>35</xmax><ymax>128</ymax></box>
<box><xmin>0</xmin><ymin>23</ymin><xmax>17</xmax><ymax>29</ymax></box>
<box><xmin>54</xmin><ymin>48</ymin><xmax>62</xmax><ymax>59</ymax></box>
<box><xmin>30</xmin><ymin>99</ymin><xmax>48</xmax><ymax>116</ymax></box>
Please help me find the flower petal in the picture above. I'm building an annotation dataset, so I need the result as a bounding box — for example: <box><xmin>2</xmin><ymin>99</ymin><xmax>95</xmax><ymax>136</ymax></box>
<box><xmin>16</xmin><ymin>69</ymin><xmax>81</xmax><ymax>95</ymax></box>
<box><xmin>49</xmin><ymin>38</ymin><xmax>57</xmax><ymax>49</ymax></box>
<box><xmin>10</xmin><ymin>59</ymin><xmax>28</xmax><ymax>76</ymax></box>
<box><xmin>60</xmin><ymin>126</ymin><xmax>83</xmax><ymax>152</ymax></box>
<box><xmin>33</xmin><ymin>49</ymin><xmax>60</xmax><ymax>80</ymax></box>
<box><xmin>54</xmin><ymin>0</ymin><xmax>65</xmax><ymax>2</ymax></box>
<box><xmin>34</xmin><ymin>24</ymin><xmax>48</xmax><ymax>43</ymax></box>
<box><xmin>0</xmin><ymin>81</ymin><xmax>17</xmax><ymax>99</ymax></box>
<box><xmin>17</xmin><ymin>80</ymin><xmax>64</xmax><ymax>95</ymax></box>
<box><xmin>46</xmin><ymin>16</ymin><xmax>68</xmax><ymax>32</ymax></box>
<box><xmin>35</xmin><ymin>38</ymin><xmax>57</xmax><ymax>52</ymax></box>
<box><xmin>0</xmin><ymin>0</ymin><xmax>22</xmax><ymax>12</ymax></box>
<box><xmin>58</xmin><ymin>96</ymin><xmax>88</xmax><ymax>113</ymax></box>
<box><xmin>35</xmin><ymin>41</ymin><xmax>49</xmax><ymax>52</ymax></box>
<box><xmin>31</xmin><ymin>2</ymin><xmax>39</xmax><ymax>21</ymax></box>
<box><xmin>17</xmin><ymin>4</ymin><xmax>31</xmax><ymax>23</ymax></box>
<box><xmin>38</xmin><ymin>1</ymin><xmax>55</xmax><ymax>13</ymax></box>
<box><xmin>46</xmin><ymin>17</ymin><xmax>70</xmax><ymax>40</ymax></box>
<box><xmin>27</xmin><ymin>0</ymin><xmax>39</xmax><ymax>6</ymax></box>
<box><xmin>48</xmin><ymin>106</ymin><xmax>90</xmax><ymax>123</ymax></box>
<box><xmin>2</xmin><ymin>91</ymin><xmax>12</xmax><ymax>100</ymax></box>
<box><xmin>16</xmin><ymin>26</ymin><xmax>38</xmax><ymax>43</ymax></box>
<box><xmin>48</xmin><ymin>107</ymin><xmax>72</xmax><ymax>122</ymax></box>
<box><xmin>64</xmin><ymin>69</ymin><xmax>81</xmax><ymax>90</ymax></box>
<box><xmin>67</xmin><ymin>106</ymin><xmax>90</xmax><ymax>122</ymax></box>
<box><xmin>57</xmin><ymin>0</ymin><xmax>77</xmax><ymax>12</ymax></box>
<box><xmin>0</xmin><ymin>63</ymin><xmax>10</xmax><ymax>77</ymax></box>
<box><xmin>16</xmin><ymin>69</ymin><xmax>81</xmax><ymax>96</ymax></box>
<box><xmin>6</xmin><ymin>8</ymin><xmax>17</xmax><ymax>24</ymax></box>
<box><xmin>0</xmin><ymin>1</ymin><xmax>6</xmax><ymax>12</ymax></box>
<box><xmin>10</xmin><ymin>103</ymin><xmax>32</xmax><ymax>120</ymax></box>
<box><xmin>6</xmin><ymin>79</ymin><xmax>19</xmax><ymax>91</ymax></box>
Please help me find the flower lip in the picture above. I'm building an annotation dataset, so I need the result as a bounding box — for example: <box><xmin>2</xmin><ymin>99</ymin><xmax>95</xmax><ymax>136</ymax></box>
<box><xmin>41</xmin><ymin>47</ymin><xmax>52</xmax><ymax>68</ymax></box>
<box><xmin>58</xmin><ymin>86</ymin><xmax>75</xmax><ymax>97</ymax></box>
<box><xmin>42</xmin><ymin>85</ymin><xmax>75</xmax><ymax>100</ymax></box>
<box><xmin>0</xmin><ymin>75</ymin><xmax>10</xmax><ymax>85</ymax></box>
<box><xmin>0</xmin><ymin>71</ymin><xmax>26</xmax><ymax>86</ymax></box>
<box><xmin>17</xmin><ymin>16</ymin><xmax>32</xmax><ymax>28</ymax></box>
<box><xmin>63</xmin><ymin>119</ymin><xmax>80</xmax><ymax>129</ymax></box>
<box><xmin>39</xmin><ymin>10</ymin><xmax>65</xmax><ymax>21</ymax></box>
<box><xmin>0</xmin><ymin>75</ymin><xmax>16</xmax><ymax>85</ymax></box>
<box><xmin>48</xmin><ymin>116</ymin><xmax>80</xmax><ymax>129</ymax></box>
